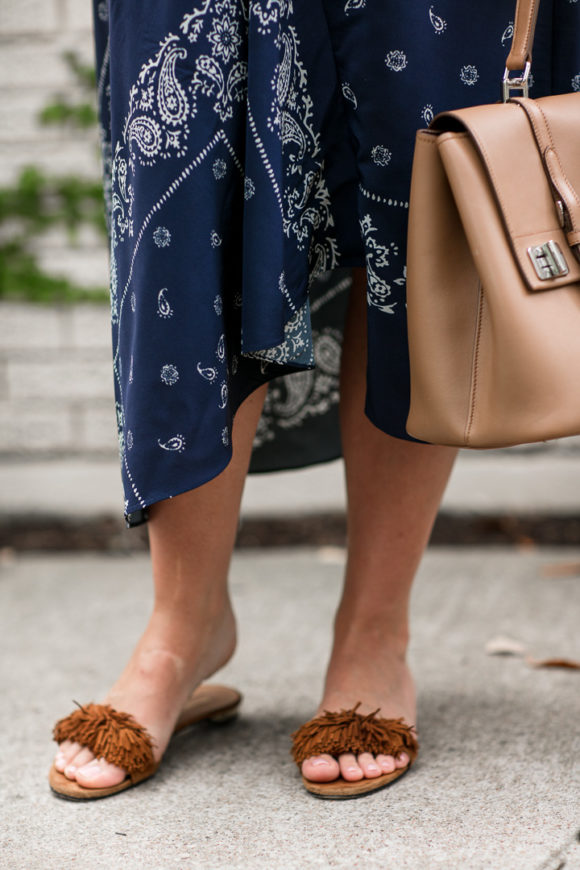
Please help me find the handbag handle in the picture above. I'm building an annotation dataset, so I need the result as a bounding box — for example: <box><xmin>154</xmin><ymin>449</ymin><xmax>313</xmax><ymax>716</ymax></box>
<box><xmin>503</xmin><ymin>0</ymin><xmax>540</xmax><ymax>100</ymax></box>
<box><xmin>506</xmin><ymin>0</ymin><xmax>540</xmax><ymax>70</ymax></box>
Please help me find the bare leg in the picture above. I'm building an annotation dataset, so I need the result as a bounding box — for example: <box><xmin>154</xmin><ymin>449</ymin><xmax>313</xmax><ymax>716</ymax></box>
<box><xmin>54</xmin><ymin>385</ymin><xmax>268</xmax><ymax>788</ymax></box>
<box><xmin>302</xmin><ymin>267</ymin><xmax>457</xmax><ymax>783</ymax></box>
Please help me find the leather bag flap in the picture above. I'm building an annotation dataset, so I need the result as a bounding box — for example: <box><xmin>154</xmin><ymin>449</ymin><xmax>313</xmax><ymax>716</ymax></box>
<box><xmin>431</xmin><ymin>92</ymin><xmax>580</xmax><ymax>292</ymax></box>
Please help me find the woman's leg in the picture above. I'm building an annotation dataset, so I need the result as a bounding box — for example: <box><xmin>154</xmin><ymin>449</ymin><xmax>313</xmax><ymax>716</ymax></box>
<box><xmin>54</xmin><ymin>384</ymin><xmax>268</xmax><ymax>788</ymax></box>
<box><xmin>302</xmin><ymin>267</ymin><xmax>457</xmax><ymax>783</ymax></box>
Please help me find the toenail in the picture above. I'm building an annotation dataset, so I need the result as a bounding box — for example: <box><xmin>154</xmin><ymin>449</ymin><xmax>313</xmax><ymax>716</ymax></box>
<box><xmin>367</xmin><ymin>764</ymin><xmax>379</xmax><ymax>772</ymax></box>
<box><xmin>55</xmin><ymin>752</ymin><xmax>65</xmax><ymax>763</ymax></box>
<box><xmin>309</xmin><ymin>758</ymin><xmax>330</xmax><ymax>767</ymax></box>
<box><xmin>65</xmin><ymin>765</ymin><xmax>76</xmax><ymax>774</ymax></box>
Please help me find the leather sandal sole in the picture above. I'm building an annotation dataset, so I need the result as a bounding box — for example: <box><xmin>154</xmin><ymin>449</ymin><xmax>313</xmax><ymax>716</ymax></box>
<box><xmin>301</xmin><ymin>760</ymin><xmax>413</xmax><ymax>799</ymax></box>
<box><xmin>49</xmin><ymin>683</ymin><xmax>241</xmax><ymax>801</ymax></box>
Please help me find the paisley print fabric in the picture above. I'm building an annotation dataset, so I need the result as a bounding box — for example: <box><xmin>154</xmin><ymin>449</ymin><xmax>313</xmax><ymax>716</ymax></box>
<box><xmin>92</xmin><ymin>0</ymin><xmax>580</xmax><ymax>525</ymax></box>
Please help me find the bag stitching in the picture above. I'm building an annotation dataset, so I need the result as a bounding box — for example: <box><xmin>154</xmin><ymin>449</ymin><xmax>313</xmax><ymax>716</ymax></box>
<box><xmin>465</xmin><ymin>284</ymin><xmax>485</xmax><ymax>446</ymax></box>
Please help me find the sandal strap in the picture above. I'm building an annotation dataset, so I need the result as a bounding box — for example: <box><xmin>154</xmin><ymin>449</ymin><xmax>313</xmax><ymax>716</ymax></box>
<box><xmin>52</xmin><ymin>702</ymin><xmax>156</xmax><ymax>777</ymax></box>
<box><xmin>291</xmin><ymin>702</ymin><xmax>419</xmax><ymax>765</ymax></box>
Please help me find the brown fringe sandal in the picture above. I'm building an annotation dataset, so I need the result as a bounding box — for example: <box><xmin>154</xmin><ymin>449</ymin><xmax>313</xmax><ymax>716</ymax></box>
<box><xmin>291</xmin><ymin>703</ymin><xmax>419</xmax><ymax>798</ymax></box>
<box><xmin>49</xmin><ymin>683</ymin><xmax>241</xmax><ymax>801</ymax></box>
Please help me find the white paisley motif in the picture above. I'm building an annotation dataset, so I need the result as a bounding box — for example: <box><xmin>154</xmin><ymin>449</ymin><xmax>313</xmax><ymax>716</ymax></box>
<box><xmin>248</xmin><ymin>301</ymin><xmax>313</xmax><ymax>365</ymax></box>
<box><xmin>158</xmin><ymin>434</ymin><xmax>186</xmax><ymax>452</ymax></box>
<box><xmin>188</xmin><ymin>0</ymin><xmax>248</xmax><ymax>123</ymax></box>
<box><xmin>157</xmin><ymin>288</ymin><xmax>174</xmax><ymax>318</ymax></box>
<box><xmin>250</xmin><ymin>0</ymin><xmax>293</xmax><ymax>38</ymax></box>
<box><xmin>110</xmin><ymin>0</ymin><xmax>248</xmax><ymax>259</ymax></box>
<box><xmin>127</xmin><ymin>37</ymin><xmax>190</xmax><ymax>167</ymax></box>
<box><xmin>341</xmin><ymin>82</ymin><xmax>358</xmax><ymax>109</ymax></box>
<box><xmin>421</xmin><ymin>104</ymin><xmax>435</xmax><ymax>125</ymax></box>
<box><xmin>429</xmin><ymin>6</ymin><xmax>447</xmax><ymax>34</ymax></box>
<box><xmin>110</xmin><ymin>142</ymin><xmax>133</xmax><ymax>246</ymax></box>
<box><xmin>360</xmin><ymin>214</ymin><xmax>398</xmax><ymax>314</ymax></box>
<box><xmin>197</xmin><ymin>362</ymin><xmax>219</xmax><ymax>381</ymax></box>
<box><xmin>344</xmin><ymin>0</ymin><xmax>366</xmax><ymax>13</ymax></box>
<box><xmin>501</xmin><ymin>22</ymin><xmax>514</xmax><ymax>46</ymax></box>
<box><xmin>253</xmin><ymin>326</ymin><xmax>342</xmax><ymax>449</ymax></box>
<box><xmin>263</xmin><ymin>12</ymin><xmax>338</xmax><ymax>275</ymax></box>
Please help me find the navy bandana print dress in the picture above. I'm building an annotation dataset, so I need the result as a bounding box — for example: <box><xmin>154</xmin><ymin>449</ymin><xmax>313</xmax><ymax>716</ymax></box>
<box><xmin>91</xmin><ymin>0</ymin><xmax>580</xmax><ymax>525</ymax></box>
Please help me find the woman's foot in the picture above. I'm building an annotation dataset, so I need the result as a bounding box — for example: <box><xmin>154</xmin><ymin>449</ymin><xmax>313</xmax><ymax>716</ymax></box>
<box><xmin>301</xmin><ymin>628</ymin><xmax>416</xmax><ymax>784</ymax></box>
<box><xmin>53</xmin><ymin>598</ymin><xmax>236</xmax><ymax>789</ymax></box>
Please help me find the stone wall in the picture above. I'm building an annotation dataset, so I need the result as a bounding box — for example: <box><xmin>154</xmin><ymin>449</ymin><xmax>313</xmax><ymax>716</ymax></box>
<box><xmin>0</xmin><ymin>0</ymin><xmax>108</xmax><ymax>288</ymax></box>
<box><xmin>0</xmin><ymin>3</ymin><xmax>116</xmax><ymax>456</ymax></box>
<box><xmin>0</xmin><ymin>302</ymin><xmax>117</xmax><ymax>456</ymax></box>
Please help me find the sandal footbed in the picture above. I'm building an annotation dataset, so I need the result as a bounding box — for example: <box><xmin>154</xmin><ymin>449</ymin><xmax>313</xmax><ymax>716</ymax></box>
<box><xmin>48</xmin><ymin>761</ymin><xmax>158</xmax><ymax>801</ymax></box>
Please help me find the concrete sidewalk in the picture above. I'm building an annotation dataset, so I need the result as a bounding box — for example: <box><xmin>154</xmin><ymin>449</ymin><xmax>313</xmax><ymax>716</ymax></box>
<box><xmin>1</xmin><ymin>547</ymin><xmax>579</xmax><ymax>869</ymax></box>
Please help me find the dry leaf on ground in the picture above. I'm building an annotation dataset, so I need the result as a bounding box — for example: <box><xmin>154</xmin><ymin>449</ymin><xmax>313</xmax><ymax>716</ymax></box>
<box><xmin>485</xmin><ymin>635</ymin><xmax>528</xmax><ymax>657</ymax></box>
<box><xmin>525</xmin><ymin>656</ymin><xmax>580</xmax><ymax>670</ymax></box>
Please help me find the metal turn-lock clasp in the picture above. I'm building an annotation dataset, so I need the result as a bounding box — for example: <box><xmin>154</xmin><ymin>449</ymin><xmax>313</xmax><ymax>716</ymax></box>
<box><xmin>528</xmin><ymin>240</ymin><xmax>569</xmax><ymax>280</ymax></box>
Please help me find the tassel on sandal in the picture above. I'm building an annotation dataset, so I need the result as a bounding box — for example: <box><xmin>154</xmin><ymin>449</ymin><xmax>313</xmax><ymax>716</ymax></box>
<box><xmin>291</xmin><ymin>703</ymin><xmax>419</xmax><ymax>799</ymax></box>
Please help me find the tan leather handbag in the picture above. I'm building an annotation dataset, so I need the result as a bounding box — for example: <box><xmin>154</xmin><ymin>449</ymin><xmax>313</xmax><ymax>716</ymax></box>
<box><xmin>405</xmin><ymin>0</ymin><xmax>580</xmax><ymax>448</ymax></box>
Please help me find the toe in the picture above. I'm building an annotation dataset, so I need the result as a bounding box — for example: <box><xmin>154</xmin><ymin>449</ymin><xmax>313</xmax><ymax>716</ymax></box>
<box><xmin>75</xmin><ymin>758</ymin><xmax>127</xmax><ymax>789</ymax></box>
<box><xmin>376</xmin><ymin>754</ymin><xmax>397</xmax><ymax>774</ymax></box>
<box><xmin>394</xmin><ymin>751</ymin><xmax>410</xmax><ymax>769</ymax></box>
<box><xmin>66</xmin><ymin>747</ymin><xmax>96</xmax><ymax>773</ymax></box>
<box><xmin>54</xmin><ymin>739</ymin><xmax>75</xmax><ymax>772</ymax></box>
<box><xmin>54</xmin><ymin>740</ymin><xmax>81</xmax><ymax>771</ymax></box>
<box><xmin>338</xmin><ymin>753</ymin><xmax>364</xmax><ymax>782</ymax></box>
<box><xmin>301</xmin><ymin>754</ymin><xmax>340</xmax><ymax>783</ymax></box>
<box><xmin>63</xmin><ymin>746</ymin><xmax>96</xmax><ymax>780</ymax></box>
<box><xmin>357</xmin><ymin>753</ymin><xmax>383</xmax><ymax>779</ymax></box>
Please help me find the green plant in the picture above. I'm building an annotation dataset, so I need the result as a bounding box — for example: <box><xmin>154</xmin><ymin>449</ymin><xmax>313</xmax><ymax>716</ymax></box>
<box><xmin>38</xmin><ymin>51</ymin><xmax>98</xmax><ymax>130</ymax></box>
<box><xmin>0</xmin><ymin>51</ymin><xmax>109</xmax><ymax>304</ymax></box>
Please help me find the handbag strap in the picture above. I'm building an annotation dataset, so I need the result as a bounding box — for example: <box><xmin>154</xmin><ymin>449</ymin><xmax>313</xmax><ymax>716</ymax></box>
<box><xmin>506</xmin><ymin>0</ymin><xmax>540</xmax><ymax>70</ymax></box>
<box><xmin>503</xmin><ymin>0</ymin><xmax>540</xmax><ymax>99</ymax></box>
